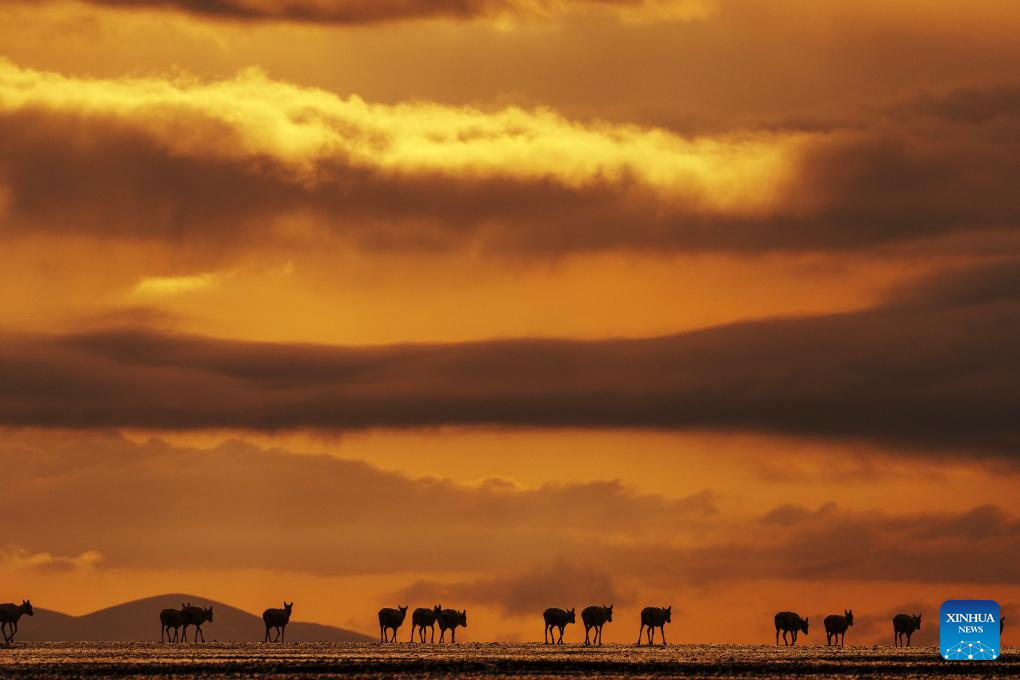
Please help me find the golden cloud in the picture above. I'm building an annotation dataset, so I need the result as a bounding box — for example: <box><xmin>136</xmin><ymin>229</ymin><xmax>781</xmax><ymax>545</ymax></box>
<box><xmin>0</xmin><ymin>546</ymin><xmax>103</xmax><ymax>573</ymax></box>
<box><xmin>131</xmin><ymin>272</ymin><xmax>222</xmax><ymax>297</ymax></box>
<box><xmin>0</xmin><ymin>59</ymin><xmax>796</xmax><ymax>213</ymax></box>
<box><xmin>1</xmin><ymin>59</ymin><xmax>1017</xmax><ymax>254</ymax></box>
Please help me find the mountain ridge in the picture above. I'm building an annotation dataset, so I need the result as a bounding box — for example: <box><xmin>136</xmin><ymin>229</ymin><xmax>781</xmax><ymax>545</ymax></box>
<box><xmin>15</xmin><ymin>593</ymin><xmax>372</xmax><ymax>642</ymax></box>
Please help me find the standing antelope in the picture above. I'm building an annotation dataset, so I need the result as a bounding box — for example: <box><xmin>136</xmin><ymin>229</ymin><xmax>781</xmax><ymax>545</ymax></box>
<box><xmin>893</xmin><ymin>613</ymin><xmax>921</xmax><ymax>647</ymax></box>
<box><xmin>378</xmin><ymin>605</ymin><xmax>408</xmax><ymax>643</ymax></box>
<box><xmin>824</xmin><ymin>609</ymin><xmax>854</xmax><ymax>646</ymax></box>
<box><xmin>581</xmin><ymin>604</ymin><xmax>613</xmax><ymax>646</ymax></box>
<box><xmin>410</xmin><ymin>605</ymin><xmax>442</xmax><ymax>643</ymax></box>
<box><xmin>543</xmin><ymin>607</ymin><xmax>575</xmax><ymax>645</ymax></box>
<box><xmin>263</xmin><ymin>601</ymin><xmax>293</xmax><ymax>642</ymax></box>
<box><xmin>436</xmin><ymin>608</ymin><xmax>467</xmax><ymax>643</ymax></box>
<box><xmin>774</xmin><ymin>611</ymin><xmax>809</xmax><ymax>646</ymax></box>
<box><xmin>181</xmin><ymin>604</ymin><xmax>214</xmax><ymax>642</ymax></box>
<box><xmin>0</xmin><ymin>600</ymin><xmax>33</xmax><ymax>643</ymax></box>
<box><xmin>637</xmin><ymin>606</ymin><xmax>671</xmax><ymax>646</ymax></box>
<box><xmin>159</xmin><ymin>607</ymin><xmax>184</xmax><ymax>643</ymax></box>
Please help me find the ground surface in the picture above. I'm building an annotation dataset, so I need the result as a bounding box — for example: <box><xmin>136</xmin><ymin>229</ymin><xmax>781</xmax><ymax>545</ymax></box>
<box><xmin>1</xmin><ymin>642</ymin><xmax>1017</xmax><ymax>678</ymax></box>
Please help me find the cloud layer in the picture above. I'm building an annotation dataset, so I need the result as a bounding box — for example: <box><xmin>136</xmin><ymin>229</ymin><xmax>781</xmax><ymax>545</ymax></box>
<box><xmin>1</xmin><ymin>262</ymin><xmax>1018</xmax><ymax>453</ymax></box>
<box><xmin>2</xmin><ymin>431</ymin><xmax>1016</xmax><ymax>607</ymax></box>
<box><xmin>2</xmin><ymin>60</ymin><xmax>1018</xmax><ymax>255</ymax></box>
<box><xmin>0</xmin><ymin>431</ymin><xmax>717</xmax><ymax>575</ymax></box>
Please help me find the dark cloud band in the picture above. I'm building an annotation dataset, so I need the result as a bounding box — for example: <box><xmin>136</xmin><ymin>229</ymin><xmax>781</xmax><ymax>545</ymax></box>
<box><xmin>13</xmin><ymin>0</ymin><xmax>699</xmax><ymax>25</ymax></box>
<box><xmin>1</xmin><ymin>262</ymin><xmax>1018</xmax><ymax>452</ymax></box>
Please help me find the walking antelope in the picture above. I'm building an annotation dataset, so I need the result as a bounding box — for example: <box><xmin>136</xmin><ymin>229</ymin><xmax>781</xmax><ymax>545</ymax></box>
<box><xmin>543</xmin><ymin>607</ymin><xmax>575</xmax><ymax>645</ymax></box>
<box><xmin>774</xmin><ymin>611</ymin><xmax>809</xmax><ymax>646</ymax></box>
<box><xmin>410</xmin><ymin>605</ymin><xmax>442</xmax><ymax>643</ymax></box>
<box><xmin>378</xmin><ymin>605</ymin><xmax>408</xmax><ymax>643</ymax></box>
<box><xmin>637</xmin><ymin>606</ymin><xmax>671</xmax><ymax>646</ymax></box>
<box><xmin>180</xmin><ymin>604</ymin><xmax>214</xmax><ymax>642</ymax></box>
<box><xmin>824</xmin><ymin>609</ymin><xmax>854</xmax><ymax>647</ymax></box>
<box><xmin>437</xmin><ymin>608</ymin><xmax>468</xmax><ymax>643</ymax></box>
<box><xmin>159</xmin><ymin>607</ymin><xmax>184</xmax><ymax>643</ymax></box>
<box><xmin>263</xmin><ymin>602</ymin><xmax>294</xmax><ymax>642</ymax></box>
<box><xmin>581</xmin><ymin>605</ymin><xmax>613</xmax><ymax>646</ymax></box>
<box><xmin>893</xmin><ymin>613</ymin><xmax>921</xmax><ymax>647</ymax></box>
<box><xmin>0</xmin><ymin>600</ymin><xmax>33</xmax><ymax>643</ymax></box>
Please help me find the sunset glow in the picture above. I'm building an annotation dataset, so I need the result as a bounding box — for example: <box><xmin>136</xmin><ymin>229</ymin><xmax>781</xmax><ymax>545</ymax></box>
<box><xmin>1</xmin><ymin>0</ymin><xmax>1018</xmax><ymax>645</ymax></box>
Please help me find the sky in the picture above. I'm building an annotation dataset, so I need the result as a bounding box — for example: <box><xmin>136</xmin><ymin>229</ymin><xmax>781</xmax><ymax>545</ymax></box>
<box><xmin>1</xmin><ymin>0</ymin><xmax>1019</xmax><ymax>644</ymax></box>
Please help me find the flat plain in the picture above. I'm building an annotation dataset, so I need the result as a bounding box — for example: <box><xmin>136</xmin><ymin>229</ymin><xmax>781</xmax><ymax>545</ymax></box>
<box><xmin>1</xmin><ymin>642</ymin><xmax>1018</xmax><ymax>678</ymax></box>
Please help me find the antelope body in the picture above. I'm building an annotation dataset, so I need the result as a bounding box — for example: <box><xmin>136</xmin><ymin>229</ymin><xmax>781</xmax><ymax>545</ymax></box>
<box><xmin>893</xmin><ymin>613</ymin><xmax>921</xmax><ymax>647</ymax></box>
<box><xmin>774</xmin><ymin>611</ymin><xmax>808</xmax><ymax>646</ymax></box>
<box><xmin>543</xmin><ymin>607</ymin><xmax>575</xmax><ymax>644</ymax></box>
<box><xmin>181</xmin><ymin>604</ymin><xmax>214</xmax><ymax>642</ymax></box>
<box><xmin>378</xmin><ymin>605</ymin><xmax>408</xmax><ymax>643</ymax></box>
<box><xmin>436</xmin><ymin>608</ymin><xmax>467</xmax><ymax>643</ymax></box>
<box><xmin>159</xmin><ymin>607</ymin><xmax>184</xmax><ymax>643</ymax></box>
<box><xmin>581</xmin><ymin>604</ymin><xmax>613</xmax><ymax>646</ymax></box>
<box><xmin>263</xmin><ymin>601</ymin><xmax>293</xmax><ymax>642</ymax></box>
<box><xmin>637</xmin><ymin>606</ymin><xmax>671</xmax><ymax>646</ymax></box>
<box><xmin>410</xmin><ymin>604</ymin><xmax>442</xmax><ymax>643</ymax></box>
<box><xmin>824</xmin><ymin>609</ymin><xmax>853</xmax><ymax>647</ymax></box>
<box><xmin>0</xmin><ymin>600</ymin><xmax>33</xmax><ymax>644</ymax></box>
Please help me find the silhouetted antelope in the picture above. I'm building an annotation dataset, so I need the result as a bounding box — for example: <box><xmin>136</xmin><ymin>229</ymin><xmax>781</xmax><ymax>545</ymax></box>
<box><xmin>181</xmin><ymin>604</ymin><xmax>214</xmax><ymax>642</ymax></box>
<box><xmin>824</xmin><ymin>609</ymin><xmax>853</xmax><ymax>647</ymax></box>
<box><xmin>581</xmin><ymin>604</ymin><xmax>613</xmax><ymax>646</ymax></box>
<box><xmin>543</xmin><ymin>607</ymin><xmax>575</xmax><ymax>644</ymax></box>
<box><xmin>774</xmin><ymin>611</ymin><xmax>808</xmax><ymax>646</ymax></box>
<box><xmin>378</xmin><ymin>605</ymin><xmax>408</xmax><ymax>643</ymax></box>
<box><xmin>159</xmin><ymin>607</ymin><xmax>184</xmax><ymax>643</ymax></box>
<box><xmin>893</xmin><ymin>613</ymin><xmax>920</xmax><ymax>647</ymax></box>
<box><xmin>637</xmin><ymin>606</ymin><xmax>671</xmax><ymax>646</ymax></box>
<box><xmin>437</xmin><ymin>608</ymin><xmax>467</xmax><ymax>643</ymax></box>
<box><xmin>0</xmin><ymin>600</ymin><xmax>33</xmax><ymax>643</ymax></box>
<box><xmin>263</xmin><ymin>601</ymin><xmax>293</xmax><ymax>642</ymax></box>
<box><xmin>410</xmin><ymin>604</ymin><xmax>442</xmax><ymax>643</ymax></box>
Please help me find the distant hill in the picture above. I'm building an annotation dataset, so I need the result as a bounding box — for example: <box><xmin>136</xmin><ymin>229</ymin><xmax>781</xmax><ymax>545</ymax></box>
<box><xmin>16</xmin><ymin>594</ymin><xmax>372</xmax><ymax>642</ymax></box>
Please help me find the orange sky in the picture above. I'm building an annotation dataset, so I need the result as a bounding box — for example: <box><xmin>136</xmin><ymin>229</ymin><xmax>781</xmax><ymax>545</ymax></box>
<box><xmin>1</xmin><ymin>0</ymin><xmax>1019</xmax><ymax>644</ymax></box>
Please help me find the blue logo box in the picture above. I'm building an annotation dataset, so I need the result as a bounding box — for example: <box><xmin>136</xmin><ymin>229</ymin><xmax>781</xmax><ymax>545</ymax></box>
<box><xmin>940</xmin><ymin>600</ymin><xmax>1000</xmax><ymax>660</ymax></box>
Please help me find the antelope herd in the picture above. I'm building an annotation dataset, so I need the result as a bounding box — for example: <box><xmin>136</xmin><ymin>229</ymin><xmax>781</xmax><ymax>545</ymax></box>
<box><xmin>0</xmin><ymin>596</ymin><xmax>1009</xmax><ymax>646</ymax></box>
<box><xmin>158</xmin><ymin>602</ymin><xmax>214</xmax><ymax>643</ymax></box>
